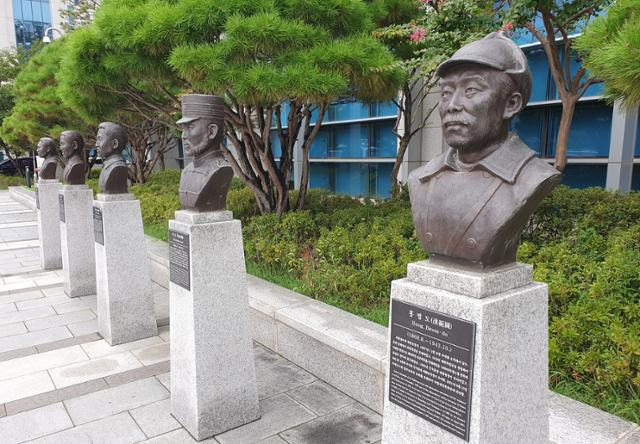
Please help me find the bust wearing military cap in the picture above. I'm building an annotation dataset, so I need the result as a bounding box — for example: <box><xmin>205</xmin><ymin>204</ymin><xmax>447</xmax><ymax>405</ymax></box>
<box><xmin>96</xmin><ymin>122</ymin><xmax>129</xmax><ymax>194</ymax></box>
<box><xmin>60</xmin><ymin>130</ymin><xmax>87</xmax><ymax>185</ymax></box>
<box><xmin>408</xmin><ymin>32</ymin><xmax>562</xmax><ymax>269</ymax></box>
<box><xmin>37</xmin><ymin>137</ymin><xmax>61</xmax><ymax>180</ymax></box>
<box><xmin>177</xmin><ymin>94</ymin><xmax>233</xmax><ymax>212</ymax></box>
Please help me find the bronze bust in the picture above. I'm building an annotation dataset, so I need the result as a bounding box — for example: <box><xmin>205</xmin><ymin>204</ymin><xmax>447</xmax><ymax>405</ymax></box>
<box><xmin>60</xmin><ymin>131</ymin><xmax>86</xmax><ymax>185</ymax></box>
<box><xmin>177</xmin><ymin>94</ymin><xmax>233</xmax><ymax>212</ymax></box>
<box><xmin>37</xmin><ymin>137</ymin><xmax>60</xmax><ymax>180</ymax></box>
<box><xmin>408</xmin><ymin>32</ymin><xmax>562</xmax><ymax>269</ymax></box>
<box><xmin>96</xmin><ymin>122</ymin><xmax>129</xmax><ymax>194</ymax></box>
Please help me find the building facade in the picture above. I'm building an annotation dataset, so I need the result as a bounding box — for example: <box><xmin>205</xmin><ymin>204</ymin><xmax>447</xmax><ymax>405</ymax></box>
<box><xmin>304</xmin><ymin>36</ymin><xmax>639</xmax><ymax>197</ymax></box>
<box><xmin>0</xmin><ymin>0</ymin><xmax>66</xmax><ymax>50</ymax></box>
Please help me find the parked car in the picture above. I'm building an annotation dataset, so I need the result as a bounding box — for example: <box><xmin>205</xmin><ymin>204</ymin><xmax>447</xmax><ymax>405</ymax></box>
<box><xmin>0</xmin><ymin>157</ymin><xmax>35</xmax><ymax>176</ymax></box>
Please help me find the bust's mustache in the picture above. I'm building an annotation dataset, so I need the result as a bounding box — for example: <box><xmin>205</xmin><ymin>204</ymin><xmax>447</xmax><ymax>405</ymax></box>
<box><xmin>442</xmin><ymin>114</ymin><xmax>475</xmax><ymax>127</ymax></box>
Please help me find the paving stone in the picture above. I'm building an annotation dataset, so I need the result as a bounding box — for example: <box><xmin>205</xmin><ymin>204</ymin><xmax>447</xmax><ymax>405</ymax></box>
<box><xmin>41</xmin><ymin>286</ymin><xmax>66</xmax><ymax>297</ymax></box>
<box><xmin>64</xmin><ymin>377</ymin><xmax>169</xmax><ymax>425</ymax></box>
<box><xmin>131</xmin><ymin>342</ymin><xmax>169</xmax><ymax>366</ymax></box>
<box><xmin>81</xmin><ymin>336</ymin><xmax>164</xmax><ymax>359</ymax></box>
<box><xmin>15</xmin><ymin>294</ymin><xmax>69</xmax><ymax>311</ymax></box>
<box><xmin>104</xmin><ymin>361</ymin><xmax>170</xmax><ymax>387</ymax></box>
<box><xmin>287</xmin><ymin>380</ymin><xmax>355</xmax><ymax>416</ymax></box>
<box><xmin>0</xmin><ymin>344</ymin><xmax>88</xmax><ymax>381</ymax></box>
<box><xmin>259</xmin><ymin>436</ymin><xmax>288</xmax><ymax>443</ymax></box>
<box><xmin>157</xmin><ymin>325</ymin><xmax>169</xmax><ymax>342</ymax></box>
<box><xmin>254</xmin><ymin>344</ymin><xmax>316</xmax><ymax>400</ymax></box>
<box><xmin>280</xmin><ymin>403</ymin><xmax>382</xmax><ymax>444</ymax></box>
<box><xmin>0</xmin><ymin>306</ymin><xmax>54</xmax><ymax>326</ymax></box>
<box><xmin>25</xmin><ymin>310</ymin><xmax>96</xmax><ymax>331</ymax></box>
<box><xmin>0</xmin><ymin>321</ymin><xmax>27</xmax><ymax>338</ymax></box>
<box><xmin>49</xmin><ymin>351</ymin><xmax>143</xmax><ymax>388</ymax></box>
<box><xmin>28</xmin><ymin>411</ymin><xmax>146</xmax><ymax>444</ymax></box>
<box><xmin>155</xmin><ymin>372</ymin><xmax>170</xmax><ymax>391</ymax></box>
<box><xmin>4</xmin><ymin>378</ymin><xmax>108</xmax><ymax>416</ymax></box>
<box><xmin>67</xmin><ymin>319</ymin><xmax>99</xmax><ymax>336</ymax></box>
<box><xmin>0</xmin><ymin>371</ymin><xmax>55</xmax><ymax>403</ymax></box>
<box><xmin>0</xmin><ymin>326</ymin><xmax>72</xmax><ymax>353</ymax></box>
<box><xmin>0</xmin><ymin>403</ymin><xmax>5</xmax><ymax>418</ymax></box>
<box><xmin>130</xmin><ymin>398</ymin><xmax>181</xmax><ymax>438</ymax></box>
<box><xmin>52</xmin><ymin>299</ymin><xmax>96</xmax><ymax>314</ymax></box>
<box><xmin>35</xmin><ymin>332</ymin><xmax>102</xmax><ymax>353</ymax></box>
<box><xmin>0</xmin><ymin>346</ymin><xmax>37</xmax><ymax>362</ymax></box>
<box><xmin>139</xmin><ymin>429</ymin><xmax>205</xmax><ymax>443</ymax></box>
<box><xmin>0</xmin><ymin>302</ymin><xmax>17</xmax><ymax>314</ymax></box>
<box><xmin>0</xmin><ymin>402</ymin><xmax>73</xmax><ymax>444</ymax></box>
<box><xmin>215</xmin><ymin>394</ymin><xmax>316</xmax><ymax>444</ymax></box>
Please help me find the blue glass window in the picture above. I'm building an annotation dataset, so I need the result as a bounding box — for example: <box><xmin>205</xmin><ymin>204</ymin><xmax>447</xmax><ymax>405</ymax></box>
<box><xmin>526</xmin><ymin>47</ymin><xmax>549</xmax><ymax>103</ymax></box>
<box><xmin>632</xmin><ymin>165</ymin><xmax>640</xmax><ymax>191</ymax></box>
<box><xmin>371</xmin><ymin>121</ymin><xmax>396</xmax><ymax>157</ymax></box>
<box><xmin>511</xmin><ymin>108</ymin><xmax>544</xmax><ymax>155</ymax></box>
<box><xmin>309</xmin><ymin>162</ymin><xmax>393</xmax><ymax>198</ymax></box>
<box><xmin>370</xmin><ymin>101</ymin><xmax>397</xmax><ymax>118</ymax></box>
<box><xmin>269</xmin><ymin>131</ymin><xmax>283</xmax><ymax>158</ymax></box>
<box><xmin>328</xmin><ymin>101</ymin><xmax>369</xmax><ymax>121</ymax></box>
<box><xmin>309</xmin><ymin>121</ymin><xmax>397</xmax><ymax>158</ymax></box>
<box><xmin>560</xmin><ymin>164</ymin><xmax>607</xmax><ymax>188</ymax></box>
<box><xmin>547</xmin><ymin>103</ymin><xmax>612</xmax><ymax>157</ymax></box>
<box><xmin>13</xmin><ymin>0</ymin><xmax>51</xmax><ymax>49</ymax></box>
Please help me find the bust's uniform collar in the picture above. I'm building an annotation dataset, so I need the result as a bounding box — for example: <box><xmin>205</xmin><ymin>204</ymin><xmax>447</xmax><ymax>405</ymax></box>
<box><xmin>418</xmin><ymin>134</ymin><xmax>535</xmax><ymax>184</ymax></box>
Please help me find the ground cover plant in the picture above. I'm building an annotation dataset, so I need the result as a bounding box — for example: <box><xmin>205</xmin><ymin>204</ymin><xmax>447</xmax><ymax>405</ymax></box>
<box><xmin>125</xmin><ymin>170</ymin><xmax>639</xmax><ymax>423</ymax></box>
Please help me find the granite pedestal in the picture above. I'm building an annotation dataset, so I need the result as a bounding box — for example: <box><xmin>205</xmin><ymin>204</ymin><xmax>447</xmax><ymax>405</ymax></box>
<box><xmin>60</xmin><ymin>185</ymin><xmax>96</xmax><ymax>297</ymax></box>
<box><xmin>169</xmin><ymin>210</ymin><xmax>260</xmax><ymax>441</ymax></box>
<box><xmin>36</xmin><ymin>180</ymin><xmax>62</xmax><ymax>269</ymax></box>
<box><xmin>381</xmin><ymin>260</ymin><xmax>548</xmax><ymax>444</ymax></box>
<box><xmin>94</xmin><ymin>193</ymin><xmax>157</xmax><ymax>345</ymax></box>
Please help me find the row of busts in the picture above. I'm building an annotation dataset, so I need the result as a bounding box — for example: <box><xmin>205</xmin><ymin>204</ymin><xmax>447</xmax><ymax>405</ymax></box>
<box><xmin>37</xmin><ymin>122</ymin><xmax>129</xmax><ymax>195</ymax></box>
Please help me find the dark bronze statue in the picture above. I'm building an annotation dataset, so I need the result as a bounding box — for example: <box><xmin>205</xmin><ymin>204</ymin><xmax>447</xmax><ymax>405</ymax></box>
<box><xmin>96</xmin><ymin>122</ymin><xmax>129</xmax><ymax>194</ymax></box>
<box><xmin>60</xmin><ymin>131</ymin><xmax>86</xmax><ymax>185</ymax></box>
<box><xmin>37</xmin><ymin>137</ymin><xmax>60</xmax><ymax>180</ymax></box>
<box><xmin>177</xmin><ymin>94</ymin><xmax>233</xmax><ymax>212</ymax></box>
<box><xmin>408</xmin><ymin>32</ymin><xmax>562</xmax><ymax>269</ymax></box>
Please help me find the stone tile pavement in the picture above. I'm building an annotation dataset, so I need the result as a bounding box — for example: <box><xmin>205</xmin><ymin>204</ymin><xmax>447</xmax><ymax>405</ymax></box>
<box><xmin>0</xmin><ymin>191</ymin><xmax>384</xmax><ymax>443</ymax></box>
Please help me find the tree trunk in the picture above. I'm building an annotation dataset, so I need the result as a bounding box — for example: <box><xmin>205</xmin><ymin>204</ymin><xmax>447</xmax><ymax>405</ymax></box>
<box><xmin>554</xmin><ymin>96</ymin><xmax>577</xmax><ymax>172</ymax></box>
<box><xmin>391</xmin><ymin>137</ymin><xmax>410</xmax><ymax>197</ymax></box>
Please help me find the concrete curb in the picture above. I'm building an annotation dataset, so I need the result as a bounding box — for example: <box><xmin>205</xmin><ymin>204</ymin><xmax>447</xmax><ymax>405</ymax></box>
<box><xmin>8</xmin><ymin>187</ymin><xmax>37</xmax><ymax>211</ymax></box>
<box><xmin>11</xmin><ymin>189</ymin><xmax>639</xmax><ymax>443</ymax></box>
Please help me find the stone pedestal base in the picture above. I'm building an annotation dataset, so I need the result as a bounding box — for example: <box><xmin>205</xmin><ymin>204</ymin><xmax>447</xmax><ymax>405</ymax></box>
<box><xmin>382</xmin><ymin>260</ymin><xmax>549</xmax><ymax>444</ymax></box>
<box><xmin>36</xmin><ymin>180</ymin><xmax>62</xmax><ymax>269</ymax></box>
<box><xmin>60</xmin><ymin>185</ymin><xmax>96</xmax><ymax>297</ymax></box>
<box><xmin>94</xmin><ymin>194</ymin><xmax>157</xmax><ymax>345</ymax></box>
<box><xmin>169</xmin><ymin>210</ymin><xmax>260</xmax><ymax>441</ymax></box>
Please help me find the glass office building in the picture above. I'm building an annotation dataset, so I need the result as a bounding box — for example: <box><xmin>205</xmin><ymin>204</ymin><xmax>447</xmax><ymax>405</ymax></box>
<box><xmin>12</xmin><ymin>0</ymin><xmax>51</xmax><ymax>49</ymax></box>
<box><xmin>300</xmin><ymin>31</ymin><xmax>639</xmax><ymax>198</ymax></box>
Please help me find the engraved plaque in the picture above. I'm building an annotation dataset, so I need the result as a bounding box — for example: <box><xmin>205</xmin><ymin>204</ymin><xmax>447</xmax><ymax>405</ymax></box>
<box><xmin>169</xmin><ymin>229</ymin><xmax>190</xmax><ymax>290</ymax></box>
<box><xmin>93</xmin><ymin>207</ymin><xmax>104</xmax><ymax>245</ymax></box>
<box><xmin>58</xmin><ymin>194</ymin><xmax>65</xmax><ymax>222</ymax></box>
<box><xmin>389</xmin><ymin>299</ymin><xmax>476</xmax><ymax>441</ymax></box>
<box><xmin>35</xmin><ymin>188</ymin><xmax>40</xmax><ymax>209</ymax></box>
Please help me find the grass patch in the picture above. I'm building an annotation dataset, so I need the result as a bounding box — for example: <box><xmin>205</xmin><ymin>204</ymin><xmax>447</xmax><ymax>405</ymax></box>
<box><xmin>0</xmin><ymin>175</ymin><xmax>26</xmax><ymax>189</ymax></box>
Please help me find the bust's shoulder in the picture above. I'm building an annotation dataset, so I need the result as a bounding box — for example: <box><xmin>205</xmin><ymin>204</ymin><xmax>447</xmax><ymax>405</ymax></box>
<box><xmin>408</xmin><ymin>152</ymin><xmax>448</xmax><ymax>188</ymax></box>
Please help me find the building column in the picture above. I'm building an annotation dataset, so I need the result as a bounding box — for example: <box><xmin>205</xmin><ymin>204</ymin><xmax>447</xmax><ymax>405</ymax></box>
<box><xmin>605</xmin><ymin>101</ymin><xmax>638</xmax><ymax>192</ymax></box>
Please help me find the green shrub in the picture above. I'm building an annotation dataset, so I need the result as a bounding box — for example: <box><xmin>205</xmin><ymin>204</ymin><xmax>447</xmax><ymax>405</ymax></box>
<box><xmin>0</xmin><ymin>175</ymin><xmax>25</xmax><ymax>189</ymax></box>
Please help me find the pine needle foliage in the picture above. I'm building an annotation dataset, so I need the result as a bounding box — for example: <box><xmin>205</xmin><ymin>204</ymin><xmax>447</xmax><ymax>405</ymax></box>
<box><xmin>576</xmin><ymin>0</ymin><xmax>640</xmax><ymax>108</ymax></box>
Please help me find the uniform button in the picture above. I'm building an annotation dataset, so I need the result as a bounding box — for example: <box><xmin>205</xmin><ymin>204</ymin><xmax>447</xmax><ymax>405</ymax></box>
<box><xmin>425</xmin><ymin>232</ymin><xmax>433</xmax><ymax>243</ymax></box>
<box><xmin>482</xmin><ymin>171</ymin><xmax>492</xmax><ymax>179</ymax></box>
<box><xmin>466</xmin><ymin>238</ymin><xmax>477</xmax><ymax>249</ymax></box>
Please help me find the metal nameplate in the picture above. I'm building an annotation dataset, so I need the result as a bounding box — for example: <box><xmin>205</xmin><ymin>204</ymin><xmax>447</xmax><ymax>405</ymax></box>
<box><xmin>93</xmin><ymin>207</ymin><xmax>104</xmax><ymax>245</ymax></box>
<box><xmin>169</xmin><ymin>229</ymin><xmax>191</xmax><ymax>291</ymax></box>
<box><xmin>389</xmin><ymin>299</ymin><xmax>476</xmax><ymax>441</ymax></box>
<box><xmin>58</xmin><ymin>194</ymin><xmax>65</xmax><ymax>222</ymax></box>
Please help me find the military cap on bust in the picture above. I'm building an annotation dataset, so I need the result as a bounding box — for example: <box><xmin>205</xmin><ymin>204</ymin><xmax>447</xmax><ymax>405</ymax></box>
<box><xmin>437</xmin><ymin>31</ymin><xmax>532</xmax><ymax>107</ymax></box>
<box><xmin>177</xmin><ymin>94</ymin><xmax>225</xmax><ymax>125</ymax></box>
